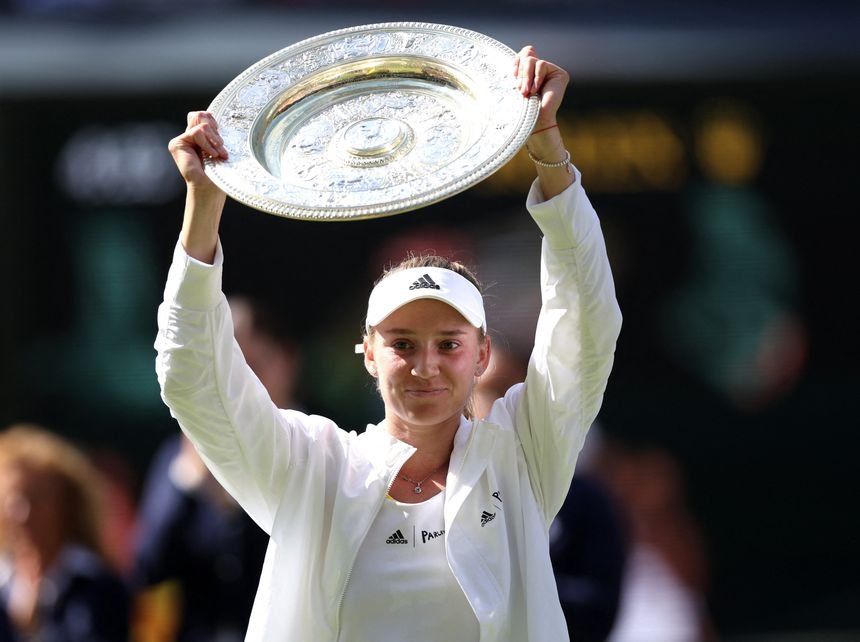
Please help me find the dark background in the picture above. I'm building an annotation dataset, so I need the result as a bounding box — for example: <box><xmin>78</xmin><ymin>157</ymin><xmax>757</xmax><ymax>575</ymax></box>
<box><xmin>1</xmin><ymin>2</ymin><xmax>858</xmax><ymax>639</ymax></box>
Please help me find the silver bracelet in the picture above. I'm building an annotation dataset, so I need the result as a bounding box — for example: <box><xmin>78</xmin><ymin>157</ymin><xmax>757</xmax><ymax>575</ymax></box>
<box><xmin>527</xmin><ymin>148</ymin><xmax>572</xmax><ymax>172</ymax></box>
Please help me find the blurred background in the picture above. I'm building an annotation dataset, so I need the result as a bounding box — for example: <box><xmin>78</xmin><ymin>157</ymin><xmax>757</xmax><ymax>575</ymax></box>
<box><xmin>1</xmin><ymin>1</ymin><xmax>858</xmax><ymax>640</ymax></box>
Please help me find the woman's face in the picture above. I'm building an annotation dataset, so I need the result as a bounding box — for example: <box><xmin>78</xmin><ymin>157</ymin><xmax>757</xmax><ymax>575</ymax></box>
<box><xmin>0</xmin><ymin>463</ymin><xmax>65</xmax><ymax>554</ymax></box>
<box><xmin>366</xmin><ymin>298</ymin><xmax>490</xmax><ymax>433</ymax></box>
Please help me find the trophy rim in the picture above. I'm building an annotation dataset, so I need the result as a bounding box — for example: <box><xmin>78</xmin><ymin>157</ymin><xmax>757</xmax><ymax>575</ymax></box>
<box><xmin>203</xmin><ymin>21</ymin><xmax>540</xmax><ymax>221</ymax></box>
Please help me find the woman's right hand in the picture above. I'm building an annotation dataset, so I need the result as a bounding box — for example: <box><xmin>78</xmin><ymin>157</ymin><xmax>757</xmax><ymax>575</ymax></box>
<box><xmin>168</xmin><ymin>111</ymin><xmax>228</xmax><ymax>191</ymax></box>
<box><xmin>172</xmin><ymin>111</ymin><xmax>228</xmax><ymax>264</ymax></box>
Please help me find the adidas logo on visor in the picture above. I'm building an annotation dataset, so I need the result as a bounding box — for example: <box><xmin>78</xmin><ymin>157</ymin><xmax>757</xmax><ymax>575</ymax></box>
<box><xmin>409</xmin><ymin>274</ymin><xmax>441</xmax><ymax>291</ymax></box>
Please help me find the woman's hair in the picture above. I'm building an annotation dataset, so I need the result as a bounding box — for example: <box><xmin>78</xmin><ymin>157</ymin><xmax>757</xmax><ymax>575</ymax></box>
<box><xmin>0</xmin><ymin>423</ymin><xmax>105</xmax><ymax>555</ymax></box>
<box><xmin>373</xmin><ymin>253</ymin><xmax>483</xmax><ymax>292</ymax></box>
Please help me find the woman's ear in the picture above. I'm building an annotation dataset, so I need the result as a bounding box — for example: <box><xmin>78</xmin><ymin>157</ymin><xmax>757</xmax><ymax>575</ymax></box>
<box><xmin>363</xmin><ymin>337</ymin><xmax>378</xmax><ymax>378</ymax></box>
<box><xmin>475</xmin><ymin>334</ymin><xmax>492</xmax><ymax>377</ymax></box>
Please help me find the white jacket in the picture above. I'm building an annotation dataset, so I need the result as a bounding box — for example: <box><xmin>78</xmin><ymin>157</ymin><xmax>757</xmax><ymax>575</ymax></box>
<box><xmin>154</xmin><ymin>173</ymin><xmax>622</xmax><ymax>641</ymax></box>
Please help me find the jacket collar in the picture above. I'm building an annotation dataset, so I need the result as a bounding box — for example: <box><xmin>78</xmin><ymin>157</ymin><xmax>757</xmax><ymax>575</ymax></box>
<box><xmin>361</xmin><ymin>423</ymin><xmax>415</xmax><ymax>482</ymax></box>
<box><xmin>362</xmin><ymin>416</ymin><xmax>499</xmax><ymax>509</ymax></box>
<box><xmin>445</xmin><ymin>416</ymin><xmax>498</xmax><ymax>526</ymax></box>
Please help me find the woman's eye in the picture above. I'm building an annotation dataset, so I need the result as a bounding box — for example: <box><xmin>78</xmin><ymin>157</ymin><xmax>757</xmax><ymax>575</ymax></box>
<box><xmin>440</xmin><ymin>341</ymin><xmax>460</xmax><ymax>350</ymax></box>
<box><xmin>392</xmin><ymin>340</ymin><xmax>412</xmax><ymax>351</ymax></box>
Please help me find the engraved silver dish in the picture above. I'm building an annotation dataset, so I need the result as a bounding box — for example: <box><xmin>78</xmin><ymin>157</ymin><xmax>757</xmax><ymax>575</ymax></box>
<box><xmin>203</xmin><ymin>22</ymin><xmax>540</xmax><ymax>221</ymax></box>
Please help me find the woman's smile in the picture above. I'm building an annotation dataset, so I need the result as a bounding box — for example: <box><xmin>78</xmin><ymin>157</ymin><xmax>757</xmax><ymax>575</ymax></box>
<box><xmin>405</xmin><ymin>386</ymin><xmax>448</xmax><ymax>397</ymax></box>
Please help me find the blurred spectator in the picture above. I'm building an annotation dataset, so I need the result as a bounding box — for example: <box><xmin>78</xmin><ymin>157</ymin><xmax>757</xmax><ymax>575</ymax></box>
<box><xmin>589</xmin><ymin>434</ymin><xmax>717</xmax><ymax>642</ymax></box>
<box><xmin>0</xmin><ymin>423</ymin><xmax>131</xmax><ymax>642</ymax></box>
<box><xmin>550</xmin><ymin>473</ymin><xmax>628</xmax><ymax>642</ymax></box>
<box><xmin>474</xmin><ymin>345</ymin><xmax>627</xmax><ymax>641</ymax></box>
<box><xmin>88</xmin><ymin>448</ymin><xmax>140</xmax><ymax>576</ymax></box>
<box><xmin>132</xmin><ymin>294</ymin><xmax>301</xmax><ymax>642</ymax></box>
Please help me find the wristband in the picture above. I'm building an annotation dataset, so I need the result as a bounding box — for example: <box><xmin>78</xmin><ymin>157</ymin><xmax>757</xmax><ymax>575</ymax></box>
<box><xmin>530</xmin><ymin>123</ymin><xmax>559</xmax><ymax>136</ymax></box>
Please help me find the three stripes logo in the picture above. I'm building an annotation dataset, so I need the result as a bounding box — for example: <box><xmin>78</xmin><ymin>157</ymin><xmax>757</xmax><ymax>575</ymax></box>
<box><xmin>385</xmin><ymin>529</ymin><xmax>409</xmax><ymax>545</ymax></box>
<box><xmin>409</xmin><ymin>274</ymin><xmax>441</xmax><ymax>291</ymax></box>
<box><xmin>480</xmin><ymin>511</ymin><xmax>496</xmax><ymax>527</ymax></box>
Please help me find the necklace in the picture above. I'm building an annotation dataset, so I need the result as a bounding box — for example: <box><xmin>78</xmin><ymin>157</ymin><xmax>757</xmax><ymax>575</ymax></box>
<box><xmin>400</xmin><ymin>464</ymin><xmax>446</xmax><ymax>494</ymax></box>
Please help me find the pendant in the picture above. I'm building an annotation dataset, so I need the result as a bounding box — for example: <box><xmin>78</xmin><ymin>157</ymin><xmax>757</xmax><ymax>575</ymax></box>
<box><xmin>413</xmin><ymin>485</ymin><xmax>423</xmax><ymax>494</ymax></box>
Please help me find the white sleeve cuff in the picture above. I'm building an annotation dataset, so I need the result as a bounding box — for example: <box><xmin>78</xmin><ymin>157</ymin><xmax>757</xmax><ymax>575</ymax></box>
<box><xmin>162</xmin><ymin>238</ymin><xmax>225</xmax><ymax>310</ymax></box>
<box><xmin>526</xmin><ymin>166</ymin><xmax>601</xmax><ymax>251</ymax></box>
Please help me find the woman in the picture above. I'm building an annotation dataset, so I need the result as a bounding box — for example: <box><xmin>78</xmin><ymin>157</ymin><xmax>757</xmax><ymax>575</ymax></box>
<box><xmin>0</xmin><ymin>424</ymin><xmax>130</xmax><ymax>642</ymax></box>
<box><xmin>155</xmin><ymin>46</ymin><xmax>622</xmax><ymax>641</ymax></box>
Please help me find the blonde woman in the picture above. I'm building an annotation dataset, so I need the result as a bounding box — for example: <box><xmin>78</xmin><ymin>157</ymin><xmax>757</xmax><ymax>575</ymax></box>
<box><xmin>0</xmin><ymin>424</ymin><xmax>130</xmax><ymax>641</ymax></box>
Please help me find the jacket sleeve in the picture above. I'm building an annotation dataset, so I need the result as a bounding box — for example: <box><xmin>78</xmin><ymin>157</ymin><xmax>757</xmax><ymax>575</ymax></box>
<box><xmin>517</xmin><ymin>169</ymin><xmax>622</xmax><ymax>526</ymax></box>
<box><xmin>153</xmin><ymin>241</ymin><xmax>296</xmax><ymax>534</ymax></box>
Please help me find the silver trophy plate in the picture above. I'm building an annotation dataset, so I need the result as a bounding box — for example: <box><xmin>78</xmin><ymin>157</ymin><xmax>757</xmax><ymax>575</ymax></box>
<box><xmin>203</xmin><ymin>22</ymin><xmax>539</xmax><ymax>221</ymax></box>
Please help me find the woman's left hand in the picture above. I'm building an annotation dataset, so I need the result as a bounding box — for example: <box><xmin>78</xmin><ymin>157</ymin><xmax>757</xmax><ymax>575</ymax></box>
<box><xmin>514</xmin><ymin>46</ymin><xmax>570</xmax><ymax>129</ymax></box>
<box><xmin>515</xmin><ymin>46</ymin><xmax>575</xmax><ymax>199</ymax></box>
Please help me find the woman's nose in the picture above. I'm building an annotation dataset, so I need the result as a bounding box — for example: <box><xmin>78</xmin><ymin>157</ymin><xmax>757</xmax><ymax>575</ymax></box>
<box><xmin>411</xmin><ymin>348</ymin><xmax>440</xmax><ymax>378</ymax></box>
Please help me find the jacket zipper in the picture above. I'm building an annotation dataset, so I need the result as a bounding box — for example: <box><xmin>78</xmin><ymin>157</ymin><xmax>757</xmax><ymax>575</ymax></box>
<box><xmin>333</xmin><ymin>469</ymin><xmax>400</xmax><ymax>639</ymax></box>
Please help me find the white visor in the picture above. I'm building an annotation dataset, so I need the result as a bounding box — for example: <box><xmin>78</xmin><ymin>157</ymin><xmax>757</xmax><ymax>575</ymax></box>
<box><xmin>365</xmin><ymin>266</ymin><xmax>486</xmax><ymax>334</ymax></box>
